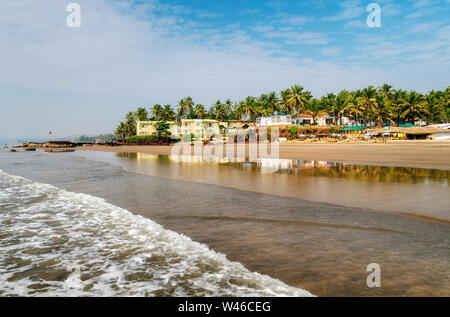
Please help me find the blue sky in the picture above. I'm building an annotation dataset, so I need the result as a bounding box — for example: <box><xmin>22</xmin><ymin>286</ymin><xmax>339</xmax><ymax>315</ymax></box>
<box><xmin>0</xmin><ymin>0</ymin><xmax>449</xmax><ymax>140</ymax></box>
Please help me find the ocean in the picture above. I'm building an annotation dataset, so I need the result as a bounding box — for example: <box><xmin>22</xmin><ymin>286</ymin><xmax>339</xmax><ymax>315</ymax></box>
<box><xmin>0</xmin><ymin>149</ymin><xmax>449</xmax><ymax>296</ymax></box>
<box><xmin>0</xmin><ymin>152</ymin><xmax>311</xmax><ymax>297</ymax></box>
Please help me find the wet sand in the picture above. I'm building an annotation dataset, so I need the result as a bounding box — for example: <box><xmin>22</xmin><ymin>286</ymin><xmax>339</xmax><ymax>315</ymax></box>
<box><xmin>77</xmin><ymin>151</ymin><xmax>450</xmax><ymax>221</ymax></box>
<box><xmin>76</xmin><ymin>140</ymin><xmax>450</xmax><ymax>170</ymax></box>
<box><xmin>1</xmin><ymin>150</ymin><xmax>449</xmax><ymax>296</ymax></box>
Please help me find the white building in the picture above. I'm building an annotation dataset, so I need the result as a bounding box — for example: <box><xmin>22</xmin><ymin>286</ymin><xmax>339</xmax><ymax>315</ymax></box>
<box><xmin>292</xmin><ymin>114</ymin><xmax>313</xmax><ymax>125</ymax></box>
<box><xmin>317</xmin><ymin>115</ymin><xmax>334</xmax><ymax>126</ymax></box>
<box><xmin>339</xmin><ymin>117</ymin><xmax>366</xmax><ymax>126</ymax></box>
<box><xmin>256</xmin><ymin>115</ymin><xmax>292</xmax><ymax>127</ymax></box>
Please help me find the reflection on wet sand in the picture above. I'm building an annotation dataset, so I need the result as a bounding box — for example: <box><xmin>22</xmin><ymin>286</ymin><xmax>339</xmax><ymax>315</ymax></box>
<box><xmin>72</xmin><ymin>151</ymin><xmax>450</xmax><ymax>296</ymax></box>
<box><xmin>5</xmin><ymin>151</ymin><xmax>448</xmax><ymax>296</ymax></box>
<box><xmin>112</xmin><ymin>152</ymin><xmax>450</xmax><ymax>221</ymax></box>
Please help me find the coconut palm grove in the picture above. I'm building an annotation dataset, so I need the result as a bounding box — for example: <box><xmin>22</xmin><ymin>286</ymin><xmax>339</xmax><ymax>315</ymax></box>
<box><xmin>114</xmin><ymin>84</ymin><xmax>450</xmax><ymax>139</ymax></box>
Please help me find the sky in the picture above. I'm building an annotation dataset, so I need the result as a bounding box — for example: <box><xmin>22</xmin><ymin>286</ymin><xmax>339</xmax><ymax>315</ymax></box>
<box><xmin>0</xmin><ymin>0</ymin><xmax>449</xmax><ymax>140</ymax></box>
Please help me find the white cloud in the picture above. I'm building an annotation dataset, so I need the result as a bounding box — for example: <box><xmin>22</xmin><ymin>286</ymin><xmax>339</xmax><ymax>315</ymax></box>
<box><xmin>321</xmin><ymin>47</ymin><xmax>341</xmax><ymax>56</ymax></box>
<box><xmin>411</xmin><ymin>0</ymin><xmax>434</xmax><ymax>8</ymax></box>
<box><xmin>0</xmin><ymin>0</ymin><xmax>448</xmax><ymax>138</ymax></box>
<box><xmin>343</xmin><ymin>19</ymin><xmax>366</xmax><ymax>29</ymax></box>
<box><xmin>250</xmin><ymin>25</ymin><xmax>274</xmax><ymax>33</ymax></box>
<box><xmin>409</xmin><ymin>22</ymin><xmax>441</xmax><ymax>33</ymax></box>
<box><xmin>404</xmin><ymin>8</ymin><xmax>435</xmax><ymax>19</ymax></box>
<box><xmin>263</xmin><ymin>30</ymin><xmax>328</xmax><ymax>45</ymax></box>
<box><xmin>280</xmin><ymin>15</ymin><xmax>312</xmax><ymax>26</ymax></box>
<box><xmin>325</xmin><ymin>0</ymin><xmax>364</xmax><ymax>21</ymax></box>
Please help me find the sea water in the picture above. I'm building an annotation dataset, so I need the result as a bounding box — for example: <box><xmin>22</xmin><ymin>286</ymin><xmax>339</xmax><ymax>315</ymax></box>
<box><xmin>0</xmin><ymin>168</ymin><xmax>312</xmax><ymax>297</ymax></box>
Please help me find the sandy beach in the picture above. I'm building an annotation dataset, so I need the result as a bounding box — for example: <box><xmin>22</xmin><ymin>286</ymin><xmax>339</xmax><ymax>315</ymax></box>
<box><xmin>2</xmin><ymin>149</ymin><xmax>448</xmax><ymax>296</ymax></box>
<box><xmin>77</xmin><ymin>140</ymin><xmax>450</xmax><ymax>170</ymax></box>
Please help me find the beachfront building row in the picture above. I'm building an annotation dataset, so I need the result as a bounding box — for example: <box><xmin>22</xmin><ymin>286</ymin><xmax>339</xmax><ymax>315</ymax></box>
<box><xmin>137</xmin><ymin>117</ymin><xmax>446</xmax><ymax>140</ymax></box>
<box><xmin>138</xmin><ymin>115</ymin><xmax>375</xmax><ymax>138</ymax></box>
<box><xmin>259</xmin><ymin>114</ymin><xmax>336</xmax><ymax>127</ymax></box>
<box><xmin>257</xmin><ymin>114</ymin><xmax>419</xmax><ymax>127</ymax></box>
<box><xmin>137</xmin><ymin>119</ymin><xmax>257</xmax><ymax>138</ymax></box>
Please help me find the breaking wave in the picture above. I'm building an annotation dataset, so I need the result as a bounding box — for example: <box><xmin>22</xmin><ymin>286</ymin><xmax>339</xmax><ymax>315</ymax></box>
<box><xmin>0</xmin><ymin>169</ymin><xmax>313</xmax><ymax>297</ymax></box>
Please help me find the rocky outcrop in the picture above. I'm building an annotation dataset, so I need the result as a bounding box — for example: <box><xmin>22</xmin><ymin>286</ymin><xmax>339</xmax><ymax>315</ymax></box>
<box><xmin>21</xmin><ymin>141</ymin><xmax>81</xmax><ymax>148</ymax></box>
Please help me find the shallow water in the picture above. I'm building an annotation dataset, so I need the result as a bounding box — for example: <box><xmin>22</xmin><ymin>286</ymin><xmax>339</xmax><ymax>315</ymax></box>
<box><xmin>0</xmin><ymin>151</ymin><xmax>311</xmax><ymax>297</ymax></box>
<box><xmin>81</xmin><ymin>151</ymin><xmax>450</xmax><ymax>221</ymax></box>
<box><xmin>0</xmin><ymin>149</ymin><xmax>449</xmax><ymax>296</ymax></box>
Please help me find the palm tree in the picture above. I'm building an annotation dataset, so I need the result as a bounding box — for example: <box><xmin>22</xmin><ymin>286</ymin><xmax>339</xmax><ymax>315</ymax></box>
<box><xmin>151</xmin><ymin>104</ymin><xmax>163</xmax><ymax>121</ymax></box>
<box><xmin>194</xmin><ymin>104</ymin><xmax>207</xmax><ymax>119</ymax></box>
<box><xmin>114</xmin><ymin>122</ymin><xmax>126</xmax><ymax>139</ymax></box>
<box><xmin>224</xmin><ymin>99</ymin><xmax>233</xmax><ymax>118</ymax></box>
<box><xmin>379</xmin><ymin>83</ymin><xmax>394</xmax><ymax>100</ymax></box>
<box><xmin>177</xmin><ymin>97</ymin><xmax>194</xmax><ymax>119</ymax></box>
<box><xmin>443</xmin><ymin>87</ymin><xmax>450</xmax><ymax>122</ymax></box>
<box><xmin>231</xmin><ymin>102</ymin><xmax>244</xmax><ymax>121</ymax></box>
<box><xmin>391</xmin><ymin>89</ymin><xmax>407</xmax><ymax>126</ymax></box>
<box><xmin>241</xmin><ymin>96</ymin><xmax>259</xmax><ymax>122</ymax></box>
<box><xmin>125</xmin><ymin>111</ymin><xmax>135</xmax><ymax>123</ymax></box>
<box><xmin>320</xmin><ymin>93</ymin><xmax>336</xmax><ymax>111</ymax></box>
<box><xmin>286</xmin><ymin>85</ymin><xmax>311</xmax><ymax>115</ymax></box>
<box><xmin>115</xmin><ymin>83</ymin><xmax>448</xmax><ymax>133</ymax></box>
<box><xmin>279</xmin><ymin>89</ymin><xmax>291</xmax><ymax>114</ymax></box>
<box><xmin>135</xmin><ymin>107</ymin><xmax>149</xmax><ymax>121</ymax></box>
<box><xmin>344</xmin><ymin>93</ymin><xmax>364</xmax><ymax>126</ymax></box>
<box><xmin>399</xmin><ymin>91</ymin><xmax>429</xmax><ymax>124</ymax></box>
<box><xmin>123</xmin><ymin>112</ymin><xmax>137</xmax><ymax>138</ymax></box>
<box><xmin>258</xmin><ymin>94</ymin><xmax>270</xmax><ymax>115</ymax></box>
<box><xmin>161</xmin><ymin>104</ymin><xmax>175</xmax><ymax>121</ymax></box>
<box><xmin>266</xmin><ymin>91</ymin><xmax>279</xmax><ymax>115</ymax></box>
<box><xmin>357</xmin><ymin>86</ymin><xmax>378</xmax><ymax>125</ymax></box>
<box><xmin>372</xmin><ymin>95</ymin><xmax>395</xmax><ymax>126</ymax></box>
<box><xmin>215</xmin><ymin>104</ymin><xmax>227</xmax><ymax>121</ymax></box>
<box><xmin>424</xmin><ymin>92</ymin><xmax>440</xmax><ymax>124</ymax></box>
<box><xmin>334</xmin><ymin>91</ymin><xmax>349</xmax><ymax>125</ymax></box>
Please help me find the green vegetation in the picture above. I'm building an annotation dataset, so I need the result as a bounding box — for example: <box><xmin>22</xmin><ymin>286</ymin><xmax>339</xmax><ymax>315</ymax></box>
<box><xmin>156</xmin><ymin>121</ymin><xmax>171</xmax><ymax>137</ymax></box>
<box><xmin>288</xmin><ymin>126</ymin><xmax>300</xmax><ymax>136</ymax></box>
<box><xmin>115</xmin><ymin>111</ymin><xmax>137</xmax><ymax>139</ymax></box>
<box><xmin>115</xmin><ymin>84</ymin><xmax>450</xmax><ymax>138</ymax></box>
<box><xmin>125</xmin><ymin>135</ymin><xmax>157</xmax><ymax>144</ymax></box>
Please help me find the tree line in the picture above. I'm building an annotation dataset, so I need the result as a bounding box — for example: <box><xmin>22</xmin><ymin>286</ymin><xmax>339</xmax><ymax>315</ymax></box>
<box><xmin>115</xmin><ymin>84</ymin><xmax>450</xmax><ymax>138</ymax></box>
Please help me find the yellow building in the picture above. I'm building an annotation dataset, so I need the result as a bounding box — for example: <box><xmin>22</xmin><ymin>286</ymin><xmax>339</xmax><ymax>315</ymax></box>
<box><xmin>137</xmin><ymin>119</ymin><xmax>254</xmax><ymax>140</ymax></box>
<box><xmin>180</xmin><ymin>119</ymin><xmax>221</xmax><ymax>140</ymax></box>
<box><xmin>136</xmin><ymin>121</ymin><xmax>179</xmax><ymax>137</ymax></box>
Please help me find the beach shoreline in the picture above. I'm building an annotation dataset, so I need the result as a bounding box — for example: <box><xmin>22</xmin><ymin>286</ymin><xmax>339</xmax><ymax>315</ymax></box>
<box><xmin>1</xmin><ymin>148</ymin><xmax>449</xmax><ymax>296</ymax></box>
<box><xmin>75</xmin><ymin>140</ymin><xmax>450</xmax><ymax>170</ymax></box>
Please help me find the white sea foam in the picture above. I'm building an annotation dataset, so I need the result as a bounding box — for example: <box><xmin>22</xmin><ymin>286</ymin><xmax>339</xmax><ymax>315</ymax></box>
<box><xmin>0</xmin><ymin>169</ymin><xmax>313</xmax><ymax>297</ymax></box>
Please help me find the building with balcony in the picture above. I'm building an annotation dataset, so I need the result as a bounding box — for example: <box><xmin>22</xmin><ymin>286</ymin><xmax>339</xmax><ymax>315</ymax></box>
<box><xmin>256</xmin><ymin>115</ymin><xmax>292</xmax><ymax>127</ymax></box>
